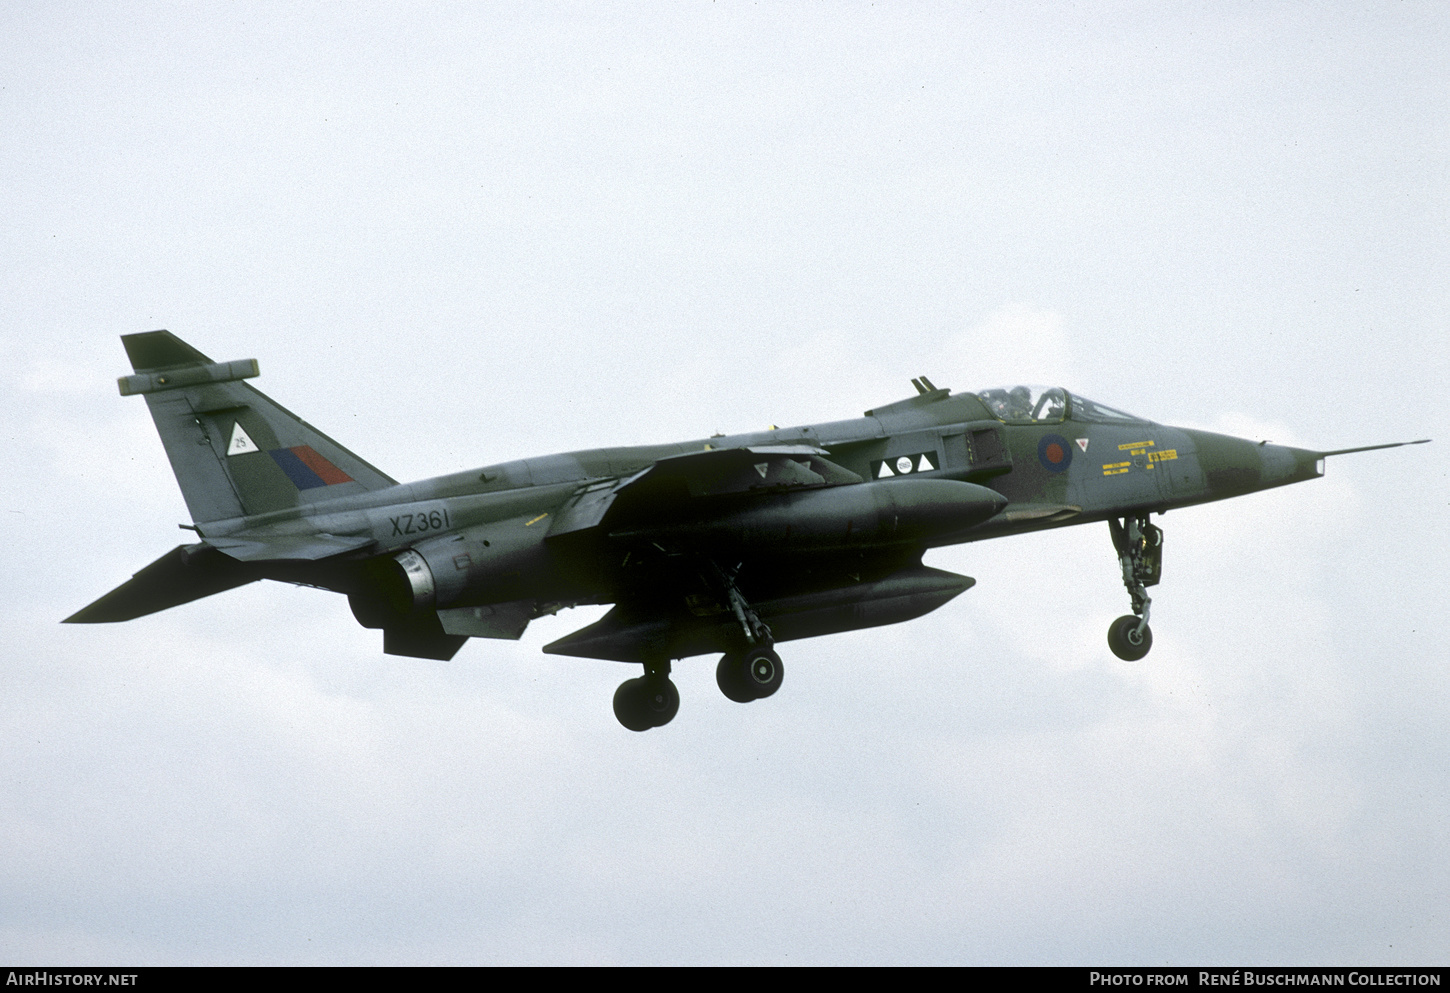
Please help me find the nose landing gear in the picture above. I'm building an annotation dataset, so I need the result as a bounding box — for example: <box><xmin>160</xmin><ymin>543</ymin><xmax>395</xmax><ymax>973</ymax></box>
<box><xmin>1107</xmin><ymin>515</ymin><xmax>1162</xmax><ymax>661</ymax></box>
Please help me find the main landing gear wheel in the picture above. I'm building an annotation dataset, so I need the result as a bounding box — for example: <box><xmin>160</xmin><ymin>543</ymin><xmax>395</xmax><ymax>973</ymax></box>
<box><xmin>715</xmin><ymin>648</ymin><xmax>785</xmax><ymax>702</ymax></box>
<box><xmin>1107</xmin><ymin>614</ymin><xmax>1153</xmax><ymax>662</ymax></box>
<box><xmin>700</xmin><ymin>558</ymin><xmax>784</xmax><ymax>704</ymax></box>
<box><xmin>716</xmin><ymin>653</ymin><xmax>755</xmax><ymax>703</ymax></box>
<box><xmin>744</xmin><ymin>647</ymin><xmax>783</xmax><ymax>698</ymax></box>
<box><xmin>613</xmin><ymin>675</ymin><xmax>680</xmax><ymax>731</ymax></box>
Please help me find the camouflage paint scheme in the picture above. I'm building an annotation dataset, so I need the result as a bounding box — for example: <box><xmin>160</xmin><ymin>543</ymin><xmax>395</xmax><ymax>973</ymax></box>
<box><xmin>68</xmin><ymin>332</ymin><xmax>1426</xmax><ymax>729</ymax></box>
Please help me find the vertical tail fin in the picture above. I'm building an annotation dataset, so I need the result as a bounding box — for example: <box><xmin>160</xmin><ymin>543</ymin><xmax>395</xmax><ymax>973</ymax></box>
<box><xmin>121</xmin><ymin>330</ymin><xmax>396</xmax><ymax>524</ymax></box>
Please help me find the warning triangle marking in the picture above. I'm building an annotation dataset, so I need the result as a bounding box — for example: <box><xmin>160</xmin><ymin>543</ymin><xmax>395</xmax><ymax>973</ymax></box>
<box><xmin>228</xmin><ymin>422</ymin><xmax>260</xmax><ymax>456</ymax></box>
<box><xmin>754</xmin><ymin>463</ymin><xmax>769</xmax><ymax>478</ymax></box>
<box><xmin>1076</xmin><ymin>438</ymin><xmax>1090</xmax><ymax>453</ymax></box>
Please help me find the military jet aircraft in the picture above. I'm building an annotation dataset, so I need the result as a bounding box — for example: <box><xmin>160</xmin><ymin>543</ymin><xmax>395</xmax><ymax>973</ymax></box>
<box><xmin>68</xmin><ymin>331</ymin><xmax>1427</xmax><ymax>730</ymax></box>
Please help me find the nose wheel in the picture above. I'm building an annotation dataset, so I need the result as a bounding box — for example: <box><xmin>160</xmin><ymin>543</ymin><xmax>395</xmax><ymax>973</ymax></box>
<box><xmin>1107</xmin><ymin>515</ymin><xmax>1162</xmax><ymax>661</ymax></box>
<box><xmin>1107</xmin><ymin>613</ymin><xmax>1153</xmax><ymax>661</ymax></box>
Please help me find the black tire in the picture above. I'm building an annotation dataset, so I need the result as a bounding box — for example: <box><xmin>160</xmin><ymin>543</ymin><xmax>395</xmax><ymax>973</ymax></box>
<box><xmin>613</xmin><ymin>678</ymin><xmax>655</xmax><ymax>732</ymax></box>
<box><xmin>614</xmin><ymin>675</ymin><xmax>679</xmax><ymax>731</ymax></box>
<box><xmin>641</xmin><ymin>676</ymin><xmax>680</xmax><ymax>727</ymax></box>
<box><xmin>716</xmin><ymin>653</ymin><xmax>755</xmax><ymax>703</ymax></box>
<box><xmin>1107</xmin><ymin>615</ymin><xmax>1153</xmax><ymax>661</ymax></box>
<box><xmin>743</xmin><ymin>647</ymin><xmax>784</xmax><ymax>699</ymax></box>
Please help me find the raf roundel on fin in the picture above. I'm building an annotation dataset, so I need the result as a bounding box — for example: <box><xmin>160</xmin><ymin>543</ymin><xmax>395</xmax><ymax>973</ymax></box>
<box><xmin>227</xmin><ymin>422</ymin><xmax>259</xmax><ymax>456</ymax></box>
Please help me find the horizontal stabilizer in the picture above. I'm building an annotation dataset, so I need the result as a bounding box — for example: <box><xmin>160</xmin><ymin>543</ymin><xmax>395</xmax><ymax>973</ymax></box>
<box><xmin>206</xmin><ymin>532</ymin><xmax>375</xmax><ymax>562</ymax></box>
<box><xmin>64</xmin><ymin>544</ymin><xmax>258</xmax><ymax>623</ymax></box>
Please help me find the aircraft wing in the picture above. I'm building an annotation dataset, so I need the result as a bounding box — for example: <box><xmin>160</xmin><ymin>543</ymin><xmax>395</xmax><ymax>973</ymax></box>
<box><xmin>548</xmin><ymin>444</ymin><xmax>863</xmax><ymax>539</ymax></box>
<box><xmin>64</xmin><ymin>544</ymin><xmax>259</xmax><ymax>623</ymax></box>
<box><xmin>541</xmin><ymin>446</ymin><xmax>986</xmax><ymax>661</ymax></box>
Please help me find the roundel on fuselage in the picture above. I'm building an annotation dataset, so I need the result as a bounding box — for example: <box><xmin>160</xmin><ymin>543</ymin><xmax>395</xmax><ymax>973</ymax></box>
<box><xmin>1038</xmin><ymin>433</ymin><xmax>1073</xmax><ymax>473</ymax></box>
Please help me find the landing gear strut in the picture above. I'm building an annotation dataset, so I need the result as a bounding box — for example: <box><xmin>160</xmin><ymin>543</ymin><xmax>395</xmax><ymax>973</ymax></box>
<box><xmin>1107</xmin><ymin>515</ymin><xmax>1162</xmax><ymax>661</ymax></box>
<box><xmin>707</xmin><ymin>561</ymin><xmax>785</xmax><ymax>704</ymax></box>
<box><xmin>614</xmin><ymin>659</ymin><xmax>679</xmax><ymax>732</ymax></box>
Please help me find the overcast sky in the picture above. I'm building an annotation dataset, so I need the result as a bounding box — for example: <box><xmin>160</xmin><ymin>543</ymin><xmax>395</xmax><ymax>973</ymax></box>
<box><xmin>2</xmin><ymin>2</ymin><xmax>1447</xmax><ymax>965</ymax></box>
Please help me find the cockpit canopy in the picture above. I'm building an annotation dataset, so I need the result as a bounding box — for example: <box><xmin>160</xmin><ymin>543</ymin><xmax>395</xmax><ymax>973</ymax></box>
<box><xmin>974</xmin><ymin>385</ymin><xmax>1145</xmax><ymax>424</ymax></box>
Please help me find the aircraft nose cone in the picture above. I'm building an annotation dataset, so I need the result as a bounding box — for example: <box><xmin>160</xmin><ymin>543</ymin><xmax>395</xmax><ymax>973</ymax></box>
<box><xmin>1260</xmin><ymin>443</ymin><xmax>1324</xmax><ymax>486</ymax></box>
<box><xmin>1183</xmin><ymin>429</ymin><xmax>1324</xmax><ymax>498</ymax></box>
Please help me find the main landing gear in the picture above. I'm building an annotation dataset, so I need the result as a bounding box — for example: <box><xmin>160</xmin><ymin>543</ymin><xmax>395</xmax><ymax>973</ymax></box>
<box><xmin>611</xmin><ymin>561</ymin><xmax>786</xmax><ymax>731</ymax></box>
<box><xmin>710</xmin><ymin>561</ymin><xmax>784</xmax><ymax>705</ymax></box>
<box><xmin>1107</xmin><ymin>515</ymin><xmax>1163</xmax><ymax>662</ymax></box>
<box><xmin>613</xmin><ymin>659</ymin><xmax>680</xmax><ymax>732</ymax></box>
<box><xmin>716</xmin><ymin>646</ymin><xmax>784</xmax><ymax>703</ymax></box>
